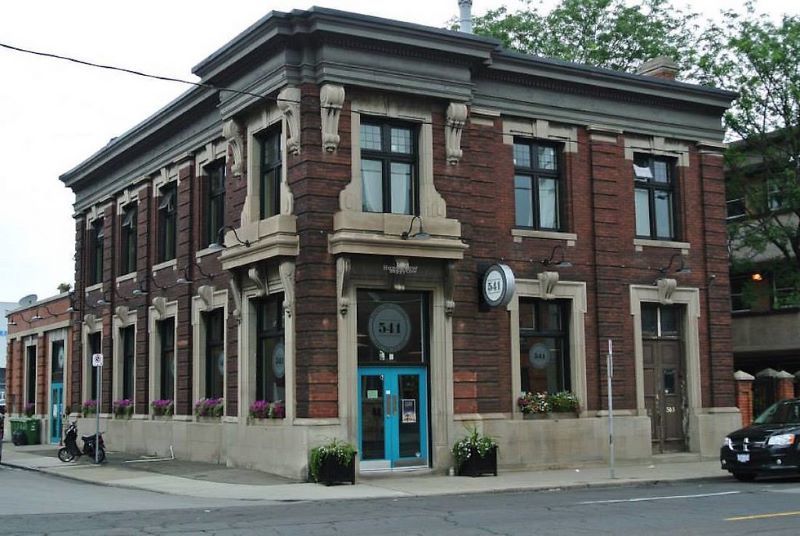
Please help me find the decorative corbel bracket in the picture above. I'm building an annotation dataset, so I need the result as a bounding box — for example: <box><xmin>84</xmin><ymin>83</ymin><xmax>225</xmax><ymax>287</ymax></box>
<box><xmin>152</xmin><ymin>296</ymin><xmax>167</xmax><ymax>320</ymax></box>
<box><xmin>320</xmin><ymin>84</ymin><xmax>345</xmax><ymax>152</ymax></box>
<box><xmin>278</xmin><ymin>86</ymin><xmax>301</xmax><ymax>156</ymax></box>
<box><xmin>247</xmin><ymin>267</ymin><xmax>268</xmax><ymax>298</ymax></box>
<box><xmin>656</xmin><ymin>278</ymin><xmax>677</xmax><ymax>305</ymax></box>
<box><xmin>279</xmin><ymin>260</ymin><xmax>296</xmax><ymax>318</ymax></box>
<box><xmin>222</xmin><ymin>118</ymin><xmax>244</xmax><ymax>177</ymax></box>
<box><xmin>114</xmin><ymin>305</ymin><xmax>130</xmax><ymax>325</ymax></box>
<box><xmin>197</xmin><ymin>285</ymin><xmax>214</xmax><ymax>311</ymax></box>
<box><xmin>445</xmin><ymin>102</ymin><xmax>468</xmax><ymax>165</ymax></box>
<box><xmin>444</xmin><ymin>260</ymin><xmax>456</xmax><ymax>317</ymax></box>
<box><xmin>538</xmin><ymin>271</ymin><xmax>560</xmax><ymax>300</ymax></box>
<box><xmin>228</xmin><ymin>277</ymin><xmax>242</xmax><ymax>322</ymax></box>
<box><xmin>336</xmin><ymin>256</ymin><xmax>351</xmax><ymax>316</ymax></box>
<box><xmin>83</xmin><ymin>313</ymin><xmax>101</xmax><ymax>335</ymax></box>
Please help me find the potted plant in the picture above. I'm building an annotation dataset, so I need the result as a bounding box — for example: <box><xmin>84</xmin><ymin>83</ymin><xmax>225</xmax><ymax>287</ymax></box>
<box><xmin>309</xmin><ymin>439</ymin><xmax>357</xmax><ymax>485</ymax></box>
<box><xmin>517</xmin><ymin>392</ymin><xmax>550</xmax><ymax>419</ymax></box>
<box><xmin>548</xmin><ymin>391</ymin><xmax>579</xmax><ymax>416</ymax></box>
<box><xmin>151</xmin><ymin>399</ymin><xmax>174</xmax><ymax>418</ymax></box>
<box><xmin>23</xmin><ymin>402</ymin><xmax>35</xmax><ymax>417</ymax></box>
<box><xmin>451</xmin><ymin>426</ymin><xmax>498</xmax><ymax>477</ymax></box>
<box><xmin>112</xmin><ymin>399</ymin><xmax>133</xmax><ymax>418</ymax></box>
<box><xmin>194</xmin><ymin>397</ymin><xmax>224</xmax><ymax>419</ymax></box>
<box><xmin>81</xmin><ymin>400</ymin><xmax>97</xmax><ymax>417</ymax></box>
<box><xmin>249</xmin><ymin>400</ymin><xmax>286</xmax><ymax>421</ymax></box>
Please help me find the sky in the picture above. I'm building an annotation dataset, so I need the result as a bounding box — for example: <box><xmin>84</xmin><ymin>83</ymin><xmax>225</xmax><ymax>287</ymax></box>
<box><xmin>0</xmin><ymin>0</ymin><xmax>797</xmax><ymax>305</ymax></box>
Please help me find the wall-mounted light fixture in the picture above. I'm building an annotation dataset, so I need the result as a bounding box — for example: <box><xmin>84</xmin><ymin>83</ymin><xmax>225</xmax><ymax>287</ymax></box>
<box><xmin>176</xmin><ymin>262</ymin><xmax>217</xmax><ymax>285</ymax></box>
<box><xmin>751</xmin><ymin>272</ymin><xmax>763</xmax><ymax>282</ymax></box>
<box><xmin>132</xmin><ymin>274</ymin><xmax>168</xmax><ymax>296</ymax></box>
<box><xmin>30</xmin><ymin>308</ymin><xmax>43</xmax><ymax>321</ymax></box>
<box><xmin>209</xmin><ymin>225</ymin><xmax>251</xmax><ymax>251</ymax></box>
<box><xmin>538</xmin><ymin>245</ymin><xmax>572</xmax><ymax>267</ymax></box>
<box><xmin>658</xmin><ymin>252</ymin><xmax>691</xmax><ymax>276</ymax></box>
<box><xmin>401</xmin><ymin>215</ymin><xmax>430</xmax><ymax>240</ymax></box>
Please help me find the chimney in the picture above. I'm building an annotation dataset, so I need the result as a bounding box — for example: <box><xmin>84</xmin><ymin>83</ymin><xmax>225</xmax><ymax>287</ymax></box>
<box><xmin>636</xmin><ymin>56</ymin><xmax>678</xmax><ymax>80</ymax></box>
<box><xmin>458</xmin><ymin>0</ymin><xmax>473</xmax><ymax>34</ymax></box>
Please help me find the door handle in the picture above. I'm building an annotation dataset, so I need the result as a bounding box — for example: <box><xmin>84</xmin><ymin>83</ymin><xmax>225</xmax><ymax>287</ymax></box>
<box><xmin>385</xmin><ymin>392</ymin><xmax>392</xmax><ymax>418</ymax></box>
<box><xmin>392</xmin><ymin>394</ymin><xmax>398</xmax><ymax>417</ymax></box>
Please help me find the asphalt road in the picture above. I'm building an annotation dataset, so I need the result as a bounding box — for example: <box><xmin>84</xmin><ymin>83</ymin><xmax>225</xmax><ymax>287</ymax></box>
<box><xmin>3</xmin><ymin>465</ymin><xmax>800</xmax><ymax>535</ymax></box>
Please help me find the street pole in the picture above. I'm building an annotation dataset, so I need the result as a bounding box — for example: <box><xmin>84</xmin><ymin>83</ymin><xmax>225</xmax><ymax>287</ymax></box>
<box><xmin>607</xmin><ymin>339</ymin><xmax>615</xmax><ymax>479</ymax></box>
<box><xmin>96</xmin><ymin>362</ymin><xmax>101</xmax><ymax>464</ymax></box>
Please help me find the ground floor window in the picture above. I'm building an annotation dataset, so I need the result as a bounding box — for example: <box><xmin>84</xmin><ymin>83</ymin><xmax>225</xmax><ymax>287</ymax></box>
<box><xmin>87</xmin><ymin>333</ymin><xmax>101</xmax><ymax>400</ymax></box>
<box><xmin>121</xmin><ymin>326</ymin><xmax>135</xmax><ymax>401</ymax></box>
<box><xmin>158</xmin><ymin>318</ymin><xmax>175</xmax><ymax>401</ymax></box>
<box><xmin>255</xmin><ymin>294</ymin><xmax>285</xmax><ymax>404</ymax></box>
<box><xmin>519</xmin><ymin>298</ymin><xmax>570</xmax><ymax>393</ymax></box>
<box><xmin>356</xmin><ymin>290</ymin><xmax>427</xmax><ymax>365</ymax></box>
<box><xmin>26</xmin><ymin>344</ymin><xmax>37</xmax><ymax>405</ymax></box>
<box><xmin>204</xmin><ymin>309</ymin><xmax>224</xmax><ymax>399</ymax></box>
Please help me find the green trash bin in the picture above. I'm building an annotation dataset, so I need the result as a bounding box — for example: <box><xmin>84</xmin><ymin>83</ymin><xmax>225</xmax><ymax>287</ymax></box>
<box><xmin>9</xmin><ymin>418</ymin><xmax>24</xmax><ymax>436</ymax></box>
<box><xmin>23</xmin><ymin>419</ymin><xmax>40</xmax><ymax>445</ymax></box>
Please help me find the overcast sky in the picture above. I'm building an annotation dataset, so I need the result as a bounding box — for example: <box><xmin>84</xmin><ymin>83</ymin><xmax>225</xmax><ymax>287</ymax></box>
<box><xmin>0</xmin><ymin>1</ymin><xmax>797</xmax><ymax>305</ymax></box>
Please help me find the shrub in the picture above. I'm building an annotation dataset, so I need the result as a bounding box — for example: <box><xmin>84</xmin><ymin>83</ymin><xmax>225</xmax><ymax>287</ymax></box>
<box><xmin>451</xmin><ymin>426</ymin><xmax>498</xmax><ymax>465</ymax></box>
<box><xmin>194</xmin><ymin>397</ymin><xmax>224</xmax><ymax>418</ymax></box>
<box><xmin>309</xmin><ymin>439</ymin><xmax>356</xmax><ymax>483</ymax></box>
<box><xmin>112</xmin><ymin>399</ymin><xmax>134</xmax><ymax>418</ymax></box>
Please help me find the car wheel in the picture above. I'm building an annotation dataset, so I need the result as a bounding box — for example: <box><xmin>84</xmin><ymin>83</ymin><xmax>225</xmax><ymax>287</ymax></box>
<box><xmin>733</xmin><ymin>472</ymin><xmax>756</xmax><ymax>482</ymax></box>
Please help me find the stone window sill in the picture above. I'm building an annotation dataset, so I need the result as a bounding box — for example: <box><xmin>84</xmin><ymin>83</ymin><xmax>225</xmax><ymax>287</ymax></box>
<box><xmin>511</xmin><ymin>229</ymin><xmax>577</xmax><ymax>245</ymax></box>
<box><xmin>115</xmin><ymin>272</ymin><xmax>137</xmax><ymax>285</ymax></box>
<box><xmin>84</xmin><ymin>282</ymin><xmax>103</xmax><ymax>294</ymax></box>
<box><xmin>152</xmin><ymin>259</ymin><xmax>177</xmax><ymax>273</ymax></box>
<box><xmin>633</xmin><ymin>238</ymin><xmax>690</xmax><ymax>253</ymax></box>
<box><xmin>219</xmin><ymin>215</ymin><xmax>299</xmax><ymax>270</ymax></box>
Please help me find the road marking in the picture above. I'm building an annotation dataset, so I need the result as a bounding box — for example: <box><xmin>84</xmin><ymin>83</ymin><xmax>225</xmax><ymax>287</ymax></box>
<box><xmin>727</xmin><ymin>510</ymin><xmax>800</xmax><ymax>522</ymax></box>
<box><xmin>579</xmin><ymin>491</ymin><xmax>740</xmax><ymax>505</ymax></box>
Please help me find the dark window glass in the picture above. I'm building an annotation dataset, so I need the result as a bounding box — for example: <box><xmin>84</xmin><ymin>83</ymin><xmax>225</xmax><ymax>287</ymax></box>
<box><xmin>119</xmin><ymin>204</ymin><xmax>137</xmax><ymax>275</ymax></box>
<box><xmin>513</xmin><ymin>140</ymin><xmax>562</xmax><ymax>231</ymax></box>
<box><xmin>773</xmin><ymin>270</ymin><xmax>800</xmax><ymax>309</ymax></box>
<box><xmin>88</xmin><ymin>332</ymin><xmax>101</xmax><ymax>400</ymax></box>
<box><xmin>519</xmin><ymin>299</ymin><xmax>570</xmax><ymax>393</ymax></box>
<box><xmin>730</xmin><ymin>276</ymin><xmax>750</xmax><ymax>313</ymax></box>
<box><xmin>121</xmin><ymin>326</ymin><xmax>135</xmax><ymax>401</ymax></box>
<box><xmin>641</xmin><ymin>304</ymin><xmax>681</xmax><ymax>338</ymax></box>
<box><xmin>89</xmin><ymin>219</ymin><xmax>104</xmax><ymax>285</ymax></box>
<box><xmin>357</xmin><ymin>291</ymin><xmax>427</xmax><ymax>365</ymax></box>
<box><xmin>360</xmin><ymin>120</ymin><xmax>417</xmax><ymax>215</ymax></box>
<box><xmin>158</xmin><ymin>183</ymin><xmax>177</xmax><ymax>262</ymax></box>
<box><xmin>258</xmin><ymin>127</ymin><xmax>282</xmax><ymax>220</ymax></box>
<box><xmin>204</xmin><ymin>309</ymin><xmax>225</xmax><ymax>399</ymax></box>
<box><xmin>255</xmin><ymin>295</ymin><xmax>285</xmax><ymax>405</ymax></box>
<box><xmin>51</xmin><ymin>340</ymin><xmax>64</xmax><ymax>383</ymax></box>
<box><xmin>633</xmin><ymin>154</ymin><xmax>677</xmax><ymax>240</ymax></box>
<box><xmin>159</xmin><ymin>318</ymin><xmax>175</xmax><ymax>401</ymax></box>
<box><xmin>26</xmin><ymin>345</ymin><xmax>37</xmax><ymax>405</ymax></box>
<box><xmin>204</xmin><ymin>160</ymin><xmax>226</xmax><ymax>247</ymax></box>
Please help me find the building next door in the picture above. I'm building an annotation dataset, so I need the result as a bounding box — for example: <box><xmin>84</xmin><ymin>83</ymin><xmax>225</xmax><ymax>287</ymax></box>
<box><xmin>642</xmin><ymin>303</ymin><xmax>686</xmax><ymax>453</ymax></box>
<box><xmin>356</xmin><ymin>290</ymin><xmax>430</xmax><ymax>471</ymax></box>
<box><xmin>50</xmin><ymin>339</ymin><xmax>65</xmax><ymax>444</ymax></box>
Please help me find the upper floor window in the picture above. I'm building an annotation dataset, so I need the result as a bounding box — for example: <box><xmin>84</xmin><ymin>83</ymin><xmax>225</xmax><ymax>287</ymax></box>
<box><xmin>158</xmin><ymin>183</ymin><xmax>177</xmax><ymax>262</ymax></box>
<box><xmin>88</xmin><ymin>219</ymin><xmax>104</xmax><ymax>285</ymax></box>
<box><xmin>203</xmin><ymin>160</ymin><xmax>225</xmax><ymax>247</ymax></box>
<box><xmin>513</xmin><ymin>140</ymin><xmax>562</xmax><ymax>230</ymax></box>
<box><xmin>119</xmin><ymin>204</ymin><xmax>137</xmax><ymax>275</ymax></box>
<box><xmin>360</xmin><ymin>120</ymin><xmax>417</xmax><ymax>215</ymax></box>
<box><xmin>519</xmin><ymin>298</ymin><xmax>570</xmax><ymax>393</ymax></box>
<box><xmin>258</xmin><ymin>127</ymin><xmax>282</xmax><ymax>220</ymax></box>
<box><xmin>773</xmin><ymin>270</ymin><xmax>800</xmax><ymax>309</ymax></box>
<box><xmin>726</xmin><ymin>196</ymin><xmax>746</xmax><ymax>220</ymax></box>
<box><xmin>634</xmin><ymin>154</ymin><xmax>677</xmax><ymax>240</ymax></box>
<box><xmin>767</xmin><ymin>178</ymin><xmax>784</xmax><ymax>211</ymax></box>
<box><xmin>729</xmin><ymin>275</ymin><xmax>750</xmax><ymax>313</ymax></box>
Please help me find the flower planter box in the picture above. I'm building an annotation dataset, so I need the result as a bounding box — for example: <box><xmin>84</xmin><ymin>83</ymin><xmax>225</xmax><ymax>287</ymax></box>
<box><xmin>316</xmin><ymin>455</ymin><xmax>356</xmax><ymax>486</ymax></box>
<box><xmin>548</xmin><ymin>412</ymin><xmax>579</xmax><ymax>419</ymax></box>
<box><xmin>523</xmin><ymin>413</ymin><xmax>548</xmax><ymax>420</ymax></box>
<box><xmin>456</xmin><ymin>446</ymin><xmax>497</xmax><ymax>477</ymax></box>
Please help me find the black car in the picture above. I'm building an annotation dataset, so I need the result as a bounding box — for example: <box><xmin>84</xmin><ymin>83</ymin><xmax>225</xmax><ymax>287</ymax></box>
<box><xmin>721</xmin><ymin>398</ymin><xmax>800</xmax><ymax>481</ymax></box>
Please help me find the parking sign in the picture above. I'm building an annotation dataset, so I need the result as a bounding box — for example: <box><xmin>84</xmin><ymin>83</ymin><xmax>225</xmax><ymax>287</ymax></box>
<box><xmin>92</xmin><ymin>353</ymin><xmax>103</xmax><ymax>367</ymax></box>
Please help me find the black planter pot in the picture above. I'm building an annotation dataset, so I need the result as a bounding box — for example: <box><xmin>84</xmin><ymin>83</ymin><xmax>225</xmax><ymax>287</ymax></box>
<box><xmin>316</xmin><ymin>455</ymin><xmax>356</xmax><ymax>486</ymax></box>
<box><xmin>456</xmin><ymin>446</ymin><xmax>498</xmax><ymax>477</ymax></box>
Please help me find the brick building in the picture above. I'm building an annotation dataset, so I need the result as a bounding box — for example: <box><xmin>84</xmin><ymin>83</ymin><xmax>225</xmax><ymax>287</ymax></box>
<box><xmin>6</xmin><ymin>293</ymin><xmax>73</xmax><ymax>444</ymax></box>
<box><xmin>58</xmin><ymin>7</ymin><xmax>738</xmax><ymax>478</ymax></box>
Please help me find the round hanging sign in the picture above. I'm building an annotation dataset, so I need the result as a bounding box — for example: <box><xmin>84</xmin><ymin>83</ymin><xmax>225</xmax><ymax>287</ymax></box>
<box><xmin>528</xmin><ymin>342</ymin><xmax>552</xmax><ymax>369</ymax></box>
<box><xmin>482</xmin><ymin>263</ymin><xmax>516</xmax><ymax>308</ymax></box>
<box><xmin>368</xmin><ymin>303</ymin><xmax>411</xmax><ymax>353</ymax></box>
<box><xmin>272</xmin><ymin>341</ymin><xmax>285</xmax><ymax>379</ymax></box>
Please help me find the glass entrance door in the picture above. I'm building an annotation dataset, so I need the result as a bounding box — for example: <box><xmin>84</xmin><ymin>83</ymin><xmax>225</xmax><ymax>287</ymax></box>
<box><xmin>358</xmin><ymin>367</ymin><xmax>428</xmax><ymax>469</ymax></box>
<box><xmin>50</xmin><ymin>383</ymin><xmax>63</xmax><ymax>444</ymax></box>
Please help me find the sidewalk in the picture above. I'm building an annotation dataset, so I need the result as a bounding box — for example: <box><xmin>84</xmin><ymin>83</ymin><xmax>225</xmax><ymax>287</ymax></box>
<box><xmin>0</xmin><ymin>442</ymin><xmax>728</xmax><ymax>502</ymax></box>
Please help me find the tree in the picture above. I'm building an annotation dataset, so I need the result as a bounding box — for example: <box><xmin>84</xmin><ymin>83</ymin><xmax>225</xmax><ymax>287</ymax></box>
<box><xmin>695</xmin><ymin>3</ymin><xmax>800</xmax><ymax>305</ymax></box>
<box><xmin>471</xmin><ymin>0</ymin><xmax>699</xmax><ymax>74</ymax></box>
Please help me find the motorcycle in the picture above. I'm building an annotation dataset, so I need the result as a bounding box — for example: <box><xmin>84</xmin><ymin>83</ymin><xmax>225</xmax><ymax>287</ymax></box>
<box><xmin>57</xmin><ymin>421</ymin><xmax>105</xmax><ymax>463</ymax></box>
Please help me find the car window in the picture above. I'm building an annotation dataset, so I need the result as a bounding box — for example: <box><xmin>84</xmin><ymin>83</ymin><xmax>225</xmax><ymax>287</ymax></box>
<box><xmin>754</xmin><ymin>401</ymin><xmax>800</xmax><ymax>425</ymax></box>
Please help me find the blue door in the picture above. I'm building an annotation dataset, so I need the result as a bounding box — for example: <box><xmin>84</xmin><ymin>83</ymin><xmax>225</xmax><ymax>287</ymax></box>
<box><xmin>358</xmin><ymin>367</ymin><xmax>428</xmax><ymax>469</ymax></box>
<box><xmin>50</xmin><ymin>383</ymin><xmax>63</xmax><ymax>444</ymax></box>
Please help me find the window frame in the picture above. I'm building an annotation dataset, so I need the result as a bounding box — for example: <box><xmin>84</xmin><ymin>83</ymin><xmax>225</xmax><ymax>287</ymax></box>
<box><xmin>203</xmin><ymin>160</ymin><xmax>226</xmax><ymax>248</ymax></box>
<box><xmin>772</xmin><ymin>271</ymin><xmax>800</xmax><ymax>310</ymax></box>
<box><xmin>203</xmin><ymin>308</ymin><xmax>225</xmax><ymax>399</ymax></box>
<box><xmin>513</xmin><ymin>139</ymin><xmax>563</xmax><ymax>231</ymax></box>
<box><xmin>257</xmin><ymin>126</ymin><xmax>282</xmax><ymax>220</ymax></box>
<box><xmin>359</xmin><ymin>119</ymin><xmax>419</xmax><ymax>215</ymax></box>
<box><xmin>633</xmin><ymin>153</ymin><xmax>679</xmax><ymax>240</ymax></box>
<box><xmin>518</xmin><ymin>298</ymin><xmax>571</xmax><ymax>393</ymax></box>
<box><xmin>729</xmin><ymin>275</ymin><xmax>751</xmax><ymax>313</ymax></box>
<box><xmin>26</xmin><ymin>344</ymin><xmax>37</xmax><ymax>406</ymax></box>
<box><xmin>158</xmin><ymin>317</ymin><xmax>175</xmax><ymax>401</ymax></box>
<box><xmin>87</xmin><ymin>332</ymin><xmax>101</xmax><ymax>401</ymax></box>
<box><xmin>121</xmin><ymin>325</ymin><xmax>135</xmax><ymax>401</ymax></box>
<box><xmin>119</xmin><ymin>203</ymin><xmax>137</xmax><ymax>276</ymax></box>
<box><xmin>157</xmin><ymin>183</ymin><xmax>177</xmax><ymax>263</ymax></box>
<box><xmin>255</xmin><ymin>294</ymin><xmax>285</xmax><ymax>404</ymax></box>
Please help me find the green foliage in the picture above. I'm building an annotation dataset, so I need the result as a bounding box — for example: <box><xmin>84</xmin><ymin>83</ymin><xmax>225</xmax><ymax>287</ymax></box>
<box><xmin>451</xmin><ymin>426</ymin><xmax>498</xmax><ymax>465</ymax></box>
<box><xmin>548</xmin><ymin>391</ymin><xmax>580</xmax><ymax>412</ymax></box>
<box><xmin>472</xmin><ymin>0</ymin><xmax>699</xmax><ymax>73</ymax></box>
<box><xmin>309</xmin><ymin>439</ymin><xmax>357</xmax><ymax>483</ymax></box>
